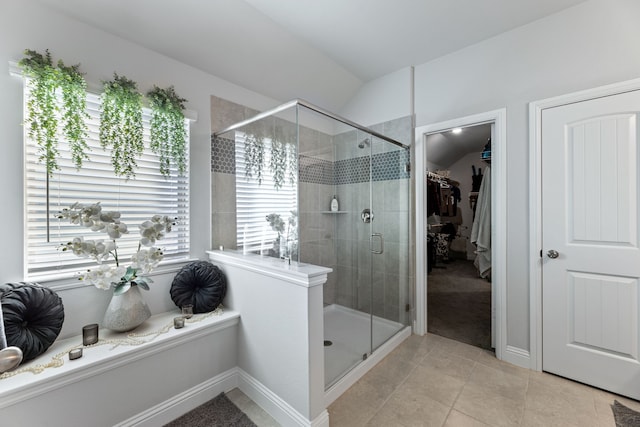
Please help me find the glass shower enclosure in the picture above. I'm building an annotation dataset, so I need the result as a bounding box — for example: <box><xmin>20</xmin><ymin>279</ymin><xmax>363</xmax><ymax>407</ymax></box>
<box><xmin>213</xmin><ymin>99</ymin><xmax>411</xmax><ymax>389</ymax></box>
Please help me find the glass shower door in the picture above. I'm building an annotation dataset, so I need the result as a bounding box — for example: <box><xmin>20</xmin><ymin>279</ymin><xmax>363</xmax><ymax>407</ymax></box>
<box><xmin>369</xmin><ymin>136</ymin><xmax>411</xmax><ymax>354</ymax></box>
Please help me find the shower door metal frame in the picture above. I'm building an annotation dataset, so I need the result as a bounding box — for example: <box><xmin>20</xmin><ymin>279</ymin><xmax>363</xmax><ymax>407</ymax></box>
<box><xmin>214</xmin><ymin>99</ymin><xmax>409</xmax><ymax>150</ymax></box>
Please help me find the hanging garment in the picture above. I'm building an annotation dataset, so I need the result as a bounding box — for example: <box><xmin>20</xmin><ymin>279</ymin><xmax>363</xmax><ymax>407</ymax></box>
<box><xmin>471</xmin><ymin>166</ymin><xmax>491</xmax><ymax>278</ymax></box>
<box><xmin>471</xmin><ymin>165</ymin><xmax>483</xmax><ymax>192</ymax></box>
<box><xmin>427</xmin><ymin>180</ymin><xmax>441</xmax><ymax>216</ymax></box>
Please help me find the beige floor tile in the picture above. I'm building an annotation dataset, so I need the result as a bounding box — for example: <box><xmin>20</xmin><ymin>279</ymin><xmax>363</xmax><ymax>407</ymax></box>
<box><xmin>366</xmin><ymin>391</ymin><xmax>450</xmax><ymax>427</ymax></box>
<box><xmin>521</xmin><ymin>408</ymin><xmax>597</xmax><ymax>427</ymax></box>
<box><xmin>475</xmin><ymin>350</ymin><xmax>530</xmax><ymax>380</ymax></box>
<box><xmin>528</xmin><ymin>371</ymin><xmax>595</xmax><ymax>401</ymax></box>
<box><xmin>419</xmin><ymin>346</ymin><xmax>477</xmax><ymax>382</ymax></box>
<box><xmin>454</xmin><ymin>384</ymin><xmax>525</xmax><ymax>427</ymax></box>
<box><xmin>367</xmin><ymin>352</ymin><xmax>418</xmax><ymax>389</ymax></box>
<box><xmin>593</xmin><ymin>398</ymin><xmax>617</xmax><ymax>427</ymax></box>
<box><xmin>525</xmin><ymin>375</ymin><xmax>598</xmax><ymax>427</ymax></box>
<box><xmin>443</xmin><ymin>410</ymin><xmax>491</xmax><ymax>427</ymax></box>
<box><xmin>435</xmin><ymin>338</ymin><xmax>484</xmax><ymax>362</ymax></box>
<box><xmin>389</xmin><ymin>334</ymin><xmax>432</xmax><ymax>364</ymax></box>
<box><xmin>402</xmin><ymin>363</ymin><xmax>466</xmax><ymax>407</ymax></box>
<box><xmin>467</xmin><ymin>363</ymin><xmax>528</xmax><ymax>402</ymax></box>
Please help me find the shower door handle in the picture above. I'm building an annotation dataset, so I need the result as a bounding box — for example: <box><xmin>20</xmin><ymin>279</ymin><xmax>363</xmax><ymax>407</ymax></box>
<box><xmin>371</xmin><ymin>233</ymin><xmax>384</xmax><ymax>254</ymax></box>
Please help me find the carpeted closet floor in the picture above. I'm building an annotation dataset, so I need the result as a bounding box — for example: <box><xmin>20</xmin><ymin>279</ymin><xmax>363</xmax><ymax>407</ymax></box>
<box><xmin>427</xmin><ymin>258</ymin><xmax>493</xmax><ymax>350</ymax></box>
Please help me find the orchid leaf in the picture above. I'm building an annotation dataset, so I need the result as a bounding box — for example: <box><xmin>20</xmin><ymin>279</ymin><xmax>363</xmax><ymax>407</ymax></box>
<box><xmin>113</xmin><ymin>281</ymin><xmax>131</xmax><ymax>295</ymax></box>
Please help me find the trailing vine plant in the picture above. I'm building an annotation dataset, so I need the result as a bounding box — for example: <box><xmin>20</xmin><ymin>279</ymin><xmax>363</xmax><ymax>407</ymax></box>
<box><xmin>269</xmin><ymin>139</ymin><xmax>286</xmax><ymax>189</ymax></box>
<box><xmin>57</xmin><ymin>61</ymin><xmax>90</xmax><ymax>169</ymax></box>
<box><xmin>244</xmin><ymin>133</ymin><xmax>265</xmax><ymax>184</ymax></box>
<box><xmin>19</xmin><ymin>49</ymin><xmax>90</xmax><ymax>175</ymax></box>
<box><xmin>100</xmin><ymin>73</ymin><xmax>144</xmax><ymax>179</ymax></box>
<box><xmin>147</xmin><ymin>85</ymin><xmax>188</xmax><ymax>177</ymax></box>
<box><xmin>285</xmin><ymin>136</ymin><xmax>298</xmax><ymax>186</ymax></box>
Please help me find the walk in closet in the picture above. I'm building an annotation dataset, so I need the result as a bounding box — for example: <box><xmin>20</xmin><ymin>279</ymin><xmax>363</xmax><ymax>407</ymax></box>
<box><xmin>425</xmin><ymin>123</ymin><xmax>493</xmax><ymax>350</ymax></box>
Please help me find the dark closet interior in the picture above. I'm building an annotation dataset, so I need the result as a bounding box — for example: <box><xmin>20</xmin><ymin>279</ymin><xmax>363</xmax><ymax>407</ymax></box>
<box><xmin>425</xmin><ymin>123</ymin><xmax>493</xmax><ymax>350</ymax></box>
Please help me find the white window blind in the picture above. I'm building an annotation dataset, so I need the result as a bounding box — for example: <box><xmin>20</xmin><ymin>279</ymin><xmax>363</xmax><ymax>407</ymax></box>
<box><xmin>234</xmin><ymin>133</ymin><xmax>297</xmax><ymax>253</ymax></box>
<box><xmin>25</xmin><ymin>89</ymin><xmax>190</xmax><ymax>280</ymax></box>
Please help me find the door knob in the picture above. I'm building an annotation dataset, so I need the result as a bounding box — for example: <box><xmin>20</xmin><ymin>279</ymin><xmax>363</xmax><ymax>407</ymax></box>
<box><xmin>547</xmin><ymin>249</ymin><xmax>559</xmax><ymax>259</ymax></box>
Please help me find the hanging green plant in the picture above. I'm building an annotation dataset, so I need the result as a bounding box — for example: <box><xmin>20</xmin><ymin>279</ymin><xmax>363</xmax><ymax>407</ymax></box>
<box><xmin>57</xmin><ymin>61</ymin><xmax>90</xmax><ymax>169</ymax></box>
<box><xmin>147</xmin><ymin>85</ymin><xmax>188</xmax><ymax>177</ymax></box>
<box><xmin>100</xmin><ymin>73</ymin><xmax>144</xmax><ymax>179</ymax></box>
<box><xmin>269</xmin><ymin>139</ymin><xmax>286</xmax><ymax>189</ymax></box>
<box><xmin>244</xmin><ymin>134</ymin><xmax>265</xmax><ymax>184</ymax></box>
<box><xmin>19</xmin><ymin>49</ymin><xmax>90</xmax><ymax>175</ymax></box>
<box><xmin>19</xmin><ymin>49</ymin><xmax>58</xmax><ymax>175</ymax></box>
<box><xmin>286</xmin><ymin>142</ymin><xmax>298</xmax><ymax>186</ymax></box>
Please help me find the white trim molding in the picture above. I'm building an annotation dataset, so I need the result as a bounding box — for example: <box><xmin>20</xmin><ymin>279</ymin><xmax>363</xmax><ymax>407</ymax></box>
<box><xmin>414</xmin><ymin>108</ymin><xmax>507</xmax><ymax>362</ymax></box>
<box><xmin>528</xmin><ymin>76</ymin><xmax>640</xmax><ymax>372</ymax></box>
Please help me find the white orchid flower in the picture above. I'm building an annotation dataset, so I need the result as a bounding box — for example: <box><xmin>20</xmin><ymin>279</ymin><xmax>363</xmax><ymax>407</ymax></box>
<box><xmin>106</xmin><ymin>222</ymin><xmax>128</xmax><ymax>239</ymax></box>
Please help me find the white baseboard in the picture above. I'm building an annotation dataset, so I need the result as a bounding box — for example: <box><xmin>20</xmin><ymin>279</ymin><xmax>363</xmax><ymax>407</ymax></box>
<box><xmin>115</xmin><ymin>369</ymin><xmax>239</xmax><ymax>427</ymax></box>
<box><xmin>237</xmin><ymin>368</ymin><xmax>329</xmax><ymax>427</ymax></box>
<box><xmin>118</xmin><ymin>367</ymin><xmax>328</xmax><ymax>427</ymax></box>
<box><xmin>502</xmin><ymin>345</ymin><xmax>531</xmax><ymax>370</ymax></box>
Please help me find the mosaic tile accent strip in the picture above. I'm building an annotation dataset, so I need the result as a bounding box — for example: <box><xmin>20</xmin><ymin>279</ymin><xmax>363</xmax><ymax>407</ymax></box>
<box><xmin>211</xmin><ymin>135</ymin><xmax>236</xmax><ymax>174</ymax></box>
<box><xmin>299</xmin><ymin>155</ymin><xmax>334</xmax><ymax>185</ymax></box>
<box><xmin>372</xmin><ymin>148</ymin><xmax>410</xmax><ymax>182</ymax></box>
<box><xmin>211</xmin><ymin>134</ymin><xmax>410</xmax><ymax>184</ymax></box>
<box><xmin>334</xmin><ymin>149</ymin><xmax>410</xmax><ymax>184</ymax></box>
<box><xmin>334</xmin><ymin>156</ymin><xmax>370</xmax><ymax>185</ymax></box>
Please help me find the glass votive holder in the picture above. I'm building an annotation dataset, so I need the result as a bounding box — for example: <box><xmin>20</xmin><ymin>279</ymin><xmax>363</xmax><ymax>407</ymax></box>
<box><xmin>181</xmin><ymin>304</ymin><xmax>193</xmax><ymax>319</ymax></box>
<box><xmin>69</xmin><ymin>348</ymin><xmax>83</xmax><ymax>360</ymax></box>
<box><xmin>174</xmin><ymin>317</ymin><xmax>185</xmax><ymax>329</ymax></box>
<box><xmin>82</xmin><ymin>324</ymin><xmax>99</xmax><ymax>346</ymax></box>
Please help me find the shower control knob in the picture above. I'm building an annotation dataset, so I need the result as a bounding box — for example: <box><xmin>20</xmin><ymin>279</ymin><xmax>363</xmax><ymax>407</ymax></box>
<box><xmin>361</xmin><ymin>209</ymin><xmax>373</xmax><ymax>223</ymax></box>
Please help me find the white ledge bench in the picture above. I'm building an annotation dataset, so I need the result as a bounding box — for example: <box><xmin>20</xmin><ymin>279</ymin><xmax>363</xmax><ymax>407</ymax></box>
<box><xmin>0</xmin><ymin>309</ymin><xmax>240</xmax><ymax>426</ymax></box>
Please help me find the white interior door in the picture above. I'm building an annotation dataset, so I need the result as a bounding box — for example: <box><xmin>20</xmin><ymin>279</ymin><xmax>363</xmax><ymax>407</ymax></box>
<box><xmin>542</xmin><ymin>90</ymin><xmax>640</xmax><ymax>400</ymax></box>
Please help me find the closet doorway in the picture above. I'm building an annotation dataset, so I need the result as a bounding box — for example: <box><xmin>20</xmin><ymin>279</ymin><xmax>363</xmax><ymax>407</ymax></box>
<box><xmin>425</xmin><ymin>123</ymin><xmax>493</xmax><ymax>350</ymax></box>
<box><xmin>414</xmin><ymin>109</ymin><xmax>507</xmax><ymax>361</ymax></box>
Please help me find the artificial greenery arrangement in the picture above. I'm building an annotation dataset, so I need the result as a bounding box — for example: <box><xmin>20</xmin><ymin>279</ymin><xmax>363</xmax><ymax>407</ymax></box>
<box><xmin>19</xmin><ymin>49</ymin><xmax>90</xmax><ymax>175</ymax></box>
<box><xmin>269</xmin><ymin>139</ymin><xmax>286</xmax><ymax>189</ymax></box>
<box><xmin>100</xmin><ymin>73</ymin><xmax>144</xmax><ymax>179</ymax></box>
<box><xmin>244</xmin><ymin>133</ymin><xmax>265</xmax><ymax>184</ymax></box>
<box><xmin>147</xmin><ymin>85</ymin><xmax>188</xmax><ymax>177</ymax></box>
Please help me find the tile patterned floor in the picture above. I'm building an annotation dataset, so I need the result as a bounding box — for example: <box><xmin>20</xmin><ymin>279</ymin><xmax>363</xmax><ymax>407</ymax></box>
<box><xmin>230</xmin><ymin>333</ymin><xmax>640</xmax><ymax>426</ymax></box>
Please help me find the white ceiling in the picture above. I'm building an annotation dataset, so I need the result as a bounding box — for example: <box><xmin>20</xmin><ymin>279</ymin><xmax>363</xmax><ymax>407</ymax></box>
<box><xmin>426</xmin><ymin>123</ymin><xmax>491</xmax><ymax>169</ymax></box>
<box><xmin>35</xmin><ymin>0</ymin><xmax>587</xmax><ymax>113</ymax></box>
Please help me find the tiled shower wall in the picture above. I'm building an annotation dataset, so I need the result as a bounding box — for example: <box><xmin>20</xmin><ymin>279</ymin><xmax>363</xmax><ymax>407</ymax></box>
<box><xmin>210</xmin><ymin>95</ymin><xmax>412</xmax><ymax>325</ymax></box>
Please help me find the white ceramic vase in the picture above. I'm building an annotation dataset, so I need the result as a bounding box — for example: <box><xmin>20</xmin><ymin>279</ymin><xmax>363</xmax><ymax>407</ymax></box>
<box><xmin>102</xmin><ymin>285</ymin><xmax>151</xmax><ymax>332</ymax></box>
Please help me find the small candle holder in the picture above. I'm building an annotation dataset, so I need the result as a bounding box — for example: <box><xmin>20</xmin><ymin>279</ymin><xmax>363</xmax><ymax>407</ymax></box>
<box><xmin>174</xmin><ymin>317</ymin><xmax>185</xmax><ymax>329</ymax></box>
<box><xmin>181</xmin><ymin>304</ymin><xmax>193</xmax><ymax>319</ymax></box>
<box><xmin>82</xmin><ymin>324</ymin><xmax>99</xmax><ymax>346</ymax></box>
<box><xmin>69</xmin><ymin>348</ymin><xmax>83</xmax><ymax>360</ymax></box>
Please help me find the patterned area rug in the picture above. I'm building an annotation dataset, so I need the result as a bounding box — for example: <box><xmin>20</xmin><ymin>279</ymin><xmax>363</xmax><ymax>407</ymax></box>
<box><xmin>611</xmin><ymin>400</ymin><xmax>640</xmax><ymax>427</ymax></box>
<box><xmin>164</xmin><ymin>392</ymin><xmax>257</xmax><ymax>427</ymax></box>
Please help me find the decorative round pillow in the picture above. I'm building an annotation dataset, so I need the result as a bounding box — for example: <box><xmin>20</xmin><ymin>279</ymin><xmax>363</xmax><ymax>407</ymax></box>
<box><xmin>0</xmin><ymin>282</ymin><xmax>65</xmax><ymax>362</ymax></box>
<box><xmin>170</xmin><ymin>261</ymin><xmax>227</xmax><ymax>314</ymax></box>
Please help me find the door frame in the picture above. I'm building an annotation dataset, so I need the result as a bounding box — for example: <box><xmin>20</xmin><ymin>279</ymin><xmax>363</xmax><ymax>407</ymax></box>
<box><xmin>415</xmin><ymin>108</ymin><xmax>507</xmax><ymax>361</ymax></box>
<box><xmin>529</xmin><ymin>77</ymin><xmax>640</xmax><ymax>371</ymax></box>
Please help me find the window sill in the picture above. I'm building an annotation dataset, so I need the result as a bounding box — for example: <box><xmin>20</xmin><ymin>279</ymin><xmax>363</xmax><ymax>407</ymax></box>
<box><xmin>28</xmin><ymin>257</ymin><xmax>199</xmax><ymax>291</ymax></box>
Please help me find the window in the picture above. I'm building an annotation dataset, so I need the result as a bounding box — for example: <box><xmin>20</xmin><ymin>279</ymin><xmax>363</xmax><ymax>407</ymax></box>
<box><xmin>234</xmin><ymin>132</ymin><xmax>297</xmax><ymax>255</ymax></box>
<box><xmin>25</xmin><ymin>89</ymin><xmax>190</xmax><ymax>280</ymax></box>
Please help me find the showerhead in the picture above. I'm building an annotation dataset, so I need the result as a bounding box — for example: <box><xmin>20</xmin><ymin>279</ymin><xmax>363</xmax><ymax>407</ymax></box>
<box><xmin>358</xmin><ymin>138</ymin><xmax>371</xmax><ymax>149</ymax></box>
